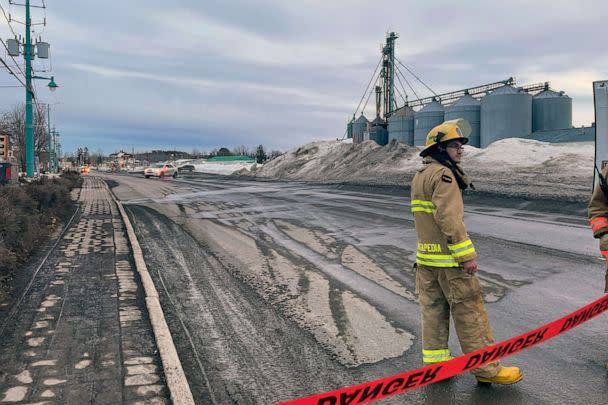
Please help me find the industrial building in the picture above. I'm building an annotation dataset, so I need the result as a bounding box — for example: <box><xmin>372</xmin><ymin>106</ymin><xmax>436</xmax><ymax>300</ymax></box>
<box><xmin>348</xmin><ymin>33</ymin><xmax>594</xmax><ymax>148</ymax></box>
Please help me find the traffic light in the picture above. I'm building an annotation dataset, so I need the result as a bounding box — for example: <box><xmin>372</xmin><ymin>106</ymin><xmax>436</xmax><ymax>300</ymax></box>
<box><xmin>0</xmin><ymin>135</ymin><xmax>8</xmax><ymax>161</ymax></box>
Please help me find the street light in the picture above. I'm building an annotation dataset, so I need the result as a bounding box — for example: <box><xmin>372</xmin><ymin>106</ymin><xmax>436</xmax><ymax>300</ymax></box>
<box><xmin>33</xmin><ymin>75</ymin><xmax>59</xmax><ymax>91</ymax></box>
<box><xmin>47</xmin><ymin>76</ymin><xmax>58</xmax><ymax>92</ymax></box>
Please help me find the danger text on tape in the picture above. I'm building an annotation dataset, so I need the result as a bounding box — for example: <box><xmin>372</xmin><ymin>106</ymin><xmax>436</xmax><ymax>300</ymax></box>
<box><xmin>278</xmin><ymin>295</ymin><xmax>608</xmax><ymax>405</ymax></box>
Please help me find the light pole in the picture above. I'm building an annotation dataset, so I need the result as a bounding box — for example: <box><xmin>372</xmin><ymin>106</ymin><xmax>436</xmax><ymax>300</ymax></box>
<box><xmin>47</xmin><ymin>104</ymin><xmax>52</xmax><ymax>173</ymax></box>
<box><xmin>26</xmin><ymin>74</ymin><xmax>57</xmax><ymax>176</ymax></box>
<box><xmin>6</xmin><ymin>0</ymin><xmax>56</xmax><ymax>177</ymax></box>
<box><xmin>54</xmin><ymin>130</ymin><xmax>61</xmax><ymax>171</ymax></box>
<box><xmin>51</xmin><ymin>127</ymin><xmax>58</xmax><ymax>172</ymax></box>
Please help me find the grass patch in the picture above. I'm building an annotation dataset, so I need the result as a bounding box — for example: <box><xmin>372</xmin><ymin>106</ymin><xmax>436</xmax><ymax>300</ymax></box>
<box><xmin>0</xmin><ymin>172</ymin><xmax>82</xmax><ymax>301</ymax></box>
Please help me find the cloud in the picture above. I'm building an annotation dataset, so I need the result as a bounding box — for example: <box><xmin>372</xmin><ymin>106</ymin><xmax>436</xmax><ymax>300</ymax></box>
<box><xmin>1</xmin><ymin>0</ymin><xmax>606</xmax><ymax>154</ymax></box>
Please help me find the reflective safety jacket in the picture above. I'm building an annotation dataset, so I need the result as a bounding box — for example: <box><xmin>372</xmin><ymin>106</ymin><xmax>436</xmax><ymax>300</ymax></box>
<box><xmin>588</xmin><ymin>165</ymin><xmax>608</xmax><ymax>257</ymax></box>
<box><xmin>411</xmin><ymin>159</ymin><xmax>477</xmax><ymax>267</ymax></box>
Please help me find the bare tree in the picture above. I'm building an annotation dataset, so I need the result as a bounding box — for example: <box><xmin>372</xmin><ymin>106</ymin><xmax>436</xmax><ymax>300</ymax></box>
<box><xmin>269</xmin><ymin>150</ymin><xmax>283</xmax><ymax>160</ymax></box>
<box><xmin>232</xmin><ymin>144</ymin><xmax>249</xmax><ymax>156</ymax></box>
<box><xmin>0</xmin><ymin>102</ymin><xmax>48</xmax><ymax>171</ymax></box>
<box><xmin>191</xmin><ymin>148</ymin><xmax>201</xmax><ymax>159</ymax></box>
<box><xmin>89</xmin><ymin>148</ymin><xmax>105</xmax><ymax>166</ymax></box>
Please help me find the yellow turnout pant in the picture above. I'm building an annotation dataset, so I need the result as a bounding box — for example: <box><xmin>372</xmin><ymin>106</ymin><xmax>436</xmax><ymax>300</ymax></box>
<box><xmin>416</xmin><ymin>264</ymin><xmax>500</xmax><ymax>378</ymax></box>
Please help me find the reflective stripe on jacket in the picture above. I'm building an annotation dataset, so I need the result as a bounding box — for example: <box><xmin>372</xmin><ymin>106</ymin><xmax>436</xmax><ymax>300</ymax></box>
<box><xmin>588</xmin><ymin>165</ymin><xmax>608</xmax><ymax>238</ymax></box>
<box><xmin>411</xmin><ymin>159</ymin><xmax>477</xmax><ymax>267</ymax></box>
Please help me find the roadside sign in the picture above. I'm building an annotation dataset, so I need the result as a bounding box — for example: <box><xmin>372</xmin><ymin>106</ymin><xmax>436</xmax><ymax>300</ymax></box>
<box><xmin>594</xmin><ymin>80</ymin><xmax>608</xmax><ymax>188</ymax></box>
<box><xmin>0</xmin><ymin>134</ymin><xmax>8</xmax><ymax>162</ymax></box>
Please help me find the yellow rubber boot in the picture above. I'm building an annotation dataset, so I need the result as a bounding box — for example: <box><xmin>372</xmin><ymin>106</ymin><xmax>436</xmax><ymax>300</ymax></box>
<box><xmin>476</xmin><ymin>366</ymin><xmax>523</xmax><ymax>385</ymax></box>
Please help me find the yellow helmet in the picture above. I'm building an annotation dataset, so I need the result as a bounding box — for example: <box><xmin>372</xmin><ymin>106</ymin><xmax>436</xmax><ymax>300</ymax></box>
<box><xmin>420</xmin><ymin>118</ymin><xmax>472</xmax><ymax>157</ymax></box>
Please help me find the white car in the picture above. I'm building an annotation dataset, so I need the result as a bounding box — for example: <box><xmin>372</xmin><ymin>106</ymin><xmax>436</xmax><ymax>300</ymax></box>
<box><xmin>144</xmin><ymin>163</ymin><xmax>178</xmax><ymax>179</ymax></box>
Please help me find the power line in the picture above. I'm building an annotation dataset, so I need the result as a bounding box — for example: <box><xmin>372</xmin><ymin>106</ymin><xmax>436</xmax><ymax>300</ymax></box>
<box><xmin>361</xmin><ymin>67</ymin><xmax>382</xmax><ymax>116</ymax></box>
<box><xmin>395</xmin><ymin>57</ymin><xmax>437</xmax><ymax>97</ymax></box>
<box><xmin>0</xmin><ymin>38</ymin><xmax>26</xmax><ymax>79</ymax></box>
<box><xmin>394</xmin><ymin>63</ymin><xmax>420</xmax><ymax>100</ymax></box>
<box><xmin>394</xmin><ymin>83</ymin><xmax>407</xmax><ymax>105</ymax></box>
<box><xmin>0</xmin><ymin>2</ymin><xmax>18</xmax><ymax>37</ymax></box>
<box><xmin>0</xmin><ymin>62</ymin><xmax>25</xmax><ymax>70</ymax></box>
<box><xmin>352</xmin><ymin>55</ymin><xmax>383</xmax><ymax>118</ymax></box>
<box><xmin>0</xmin><ymin>54</ymin><xmax>25</xmax><ymax>87</ymax></box>
<box><xmin>394</xmin><ymin>68</ymin><xmax>409</xmax><ymax>103</ymax></box>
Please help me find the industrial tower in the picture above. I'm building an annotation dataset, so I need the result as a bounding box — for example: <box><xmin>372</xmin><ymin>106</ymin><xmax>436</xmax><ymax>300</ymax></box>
<box><xmin>382</xmin><ymin>32</ymin><xmax>398</xmax><ymax>118</ymax></box>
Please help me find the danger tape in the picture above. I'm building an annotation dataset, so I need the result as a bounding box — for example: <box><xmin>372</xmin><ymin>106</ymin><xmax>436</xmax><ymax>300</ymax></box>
<box><xmin>278</xmin><ymin>295</ymin><xmax>608</xmax><ymax>405</ymax></box>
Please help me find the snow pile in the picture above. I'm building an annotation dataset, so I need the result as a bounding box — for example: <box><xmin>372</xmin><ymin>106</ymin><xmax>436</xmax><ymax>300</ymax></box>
<box><xmin>248</xmin><ymin>138</ymin><xmax>594</xmax><ymax>201</ymax></box>
<box><xmin>193</xmin><ymin>161</ymin><xmax>257</xmax><ymax>175</ymax></box>
<box><xmin>251</xmin><ymin>139</ymin><xmax>420</xmax><ymax>184</ymax></box>
<box><xmin>465</xmin><ymin>138</ymin><xmax>593</xmax><ymax>173</ymax></box>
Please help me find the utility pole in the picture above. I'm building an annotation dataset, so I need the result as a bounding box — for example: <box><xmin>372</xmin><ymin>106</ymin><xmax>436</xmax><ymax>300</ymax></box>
<box><xmin>47</xmin><ymin>104</ymin><xmax>54</xmax><ymax>173</ymax></box>
<box><xmin>24</xmin><ymin>0</ymin><xmax>34</xmax><ymax>177</ymax></box>
<box><xmin>6</xmin><ymin>0</ymin><xmax>57</xmax><ymax>177</ymax></box>
<box><xmin>54</xmin><ymin>129</ymin><xmax>61</xmax><ymax>171</ymax></box>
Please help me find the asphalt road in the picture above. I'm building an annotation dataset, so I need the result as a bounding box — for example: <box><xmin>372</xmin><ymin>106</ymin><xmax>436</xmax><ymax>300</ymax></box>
<box><xmin>101</xmin><ymin>171</ymin><xmax>608</xmax><ymax>405</ymax></box>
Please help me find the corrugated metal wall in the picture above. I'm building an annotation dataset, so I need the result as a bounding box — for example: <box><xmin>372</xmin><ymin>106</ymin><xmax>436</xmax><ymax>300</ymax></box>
<box><xmin>414</xmin><ymin>101</ymin><xmax>445</xmax><ymax>146</ymax></box>
<box><xmin>445</xmin><ymin>94</ymin><xmax>481</xmax><ymax>147</ymax></box>
<box><xmin>352</xmin><ymin>115</ymin><xmax>369</xmax><ymax>144</ymax></box>
<box><xmin>388</xmin><ymin>106</ymin><xmax>415</xmax><ymax>145</ymax></box>
<box><xmin>480</xmin><ymin>85</ymin><xmax>532</xmax><ymax>147</ymax></box>
<box><xmin>532</xmin><ymin>90</ymin><xmax>572</xmax><ymax>132</ymax></box>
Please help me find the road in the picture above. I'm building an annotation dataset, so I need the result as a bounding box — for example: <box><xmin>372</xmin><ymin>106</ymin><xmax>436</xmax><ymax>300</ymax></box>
<box><xmin>101</xmin><ymin>171</ymin><xmax>607</xmax><ymax>405</ymax></box>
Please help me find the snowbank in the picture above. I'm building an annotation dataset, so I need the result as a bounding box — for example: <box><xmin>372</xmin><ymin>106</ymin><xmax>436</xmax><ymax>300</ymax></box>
<box><xmin>248</xmin><ymin>138</ymin><xmax>594</xmax><ymax>201</ymax></box>
<box><xmin>193</xmin><ymin>161</ymin><xmax>257</xmax><ymax>175</ymax></box>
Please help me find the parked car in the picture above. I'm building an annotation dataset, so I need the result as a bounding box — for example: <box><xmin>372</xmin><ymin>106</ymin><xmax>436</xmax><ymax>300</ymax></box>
<box><xmin>144</xmin><ymin>163</ymin><xmax>178</xmax><ymax>179</ymax></box>
<box><xmin>177</xmin><ymin>164</ymin><xmax>195</xmax><ymax>172</ymax></box>
<box><xmin>80</xmin><ymin>165</ymin><xmax>91</xmax><ymax>174</ymax></box>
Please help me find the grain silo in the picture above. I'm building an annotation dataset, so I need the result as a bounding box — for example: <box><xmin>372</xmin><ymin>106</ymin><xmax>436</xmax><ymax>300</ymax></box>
<box><xmin>532</xmin><ymin>87</ymin><xmax>572</xmax><ymax>131</ymax></box>
<box><xmin>445</xmin><ymin>93</ymin><xmax>481</xmax><ymax>147</ymax></box>
<box><xmin>352</xmin><ymin>115</ymin><xmax>369</xmax><ymax>144</ymax></box>
<box><xmin>480</xmin><ymin>85</ymin><xmax>532</xmax><ymax>147</ymax></box>
<box><xmin>414</xmin><ymin>100</ymin><xmax>445</xmax><ymax>146</ymax></box>
<box><xmin>366</xmin><ymin>117</ymin><xmax>388</xmax><ymax>145</ymax></box>
<box><xmin>388</xmin><ymin>105</ymin><xmax>415</xmax><ymax>145</ymax></box>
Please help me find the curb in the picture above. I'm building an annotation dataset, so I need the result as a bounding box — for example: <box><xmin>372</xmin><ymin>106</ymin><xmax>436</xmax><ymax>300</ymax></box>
<box><xmin>105</xmin><ymin>183</ymin><xmax>195</xmax><ymax>405</ymax></box>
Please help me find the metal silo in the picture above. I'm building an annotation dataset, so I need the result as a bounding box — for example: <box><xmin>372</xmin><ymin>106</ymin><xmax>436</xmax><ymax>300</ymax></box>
<box><xmin>445</xmin><ymin>94</ymin><xmax>481</xmax><ymax>147</ymax></box>
<box><xmin>532</xmin><ymin>88</ymin><xmax>572</xmax><ymax>131</ymax></box>
<box><xmin>388</xmin><ymin>106</ymin><xmax>415</xmax><ymax>145</ymax></box>
<box><xmin>367</xmin><ymin>117</ymin><xmax>388</xmax><ymax>145</ymax></box>
<box><xmin>414</xmin><ymin>100</ymin><xmax>445</xmax><ymax>146</ymax></box>
<box><xmin>352</xmin><ymin>115</ymin><xmax>369</xmax><ymax>144</ymax></box>
<box><xmin>480</xmin><ymin>85</ymin><xmax>532</xmax><ymax>147</ymax></box>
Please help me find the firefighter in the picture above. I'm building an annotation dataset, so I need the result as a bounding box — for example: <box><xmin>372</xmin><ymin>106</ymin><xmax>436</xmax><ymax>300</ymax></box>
<box><xmin>411</xmin><ymin>118</ymin><xmax>523</xmax><ymax>385</ymax></box>
<box><xmin>587</xmin><ymin>166</ymin><xmax>608</xmax><ymax>294</ymax></box>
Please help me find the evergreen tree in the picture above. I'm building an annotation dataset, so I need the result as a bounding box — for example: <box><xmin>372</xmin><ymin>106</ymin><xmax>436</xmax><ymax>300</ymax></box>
<box><xmin>255</xmin><ymin>144</ymin><xmax>267</xmax><ymax>164</ymax></box>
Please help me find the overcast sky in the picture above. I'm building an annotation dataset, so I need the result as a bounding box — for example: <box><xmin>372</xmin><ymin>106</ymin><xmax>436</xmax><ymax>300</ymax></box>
<box><xmin>0</xmin><ymin>0</ymin><xmax>607</xmax><ymax>155</ymax></box>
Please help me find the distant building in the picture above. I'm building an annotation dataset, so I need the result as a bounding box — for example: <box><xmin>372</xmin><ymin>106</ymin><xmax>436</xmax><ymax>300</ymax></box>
<box><xmin>109</xmin><ymin>151</ymin><xmax>135</xmax><ymax>169</ymax></box>
<box><xmin>207</xmin><ymin>155</ymin><xmax>255</xmax><ymax>164</ymax></box>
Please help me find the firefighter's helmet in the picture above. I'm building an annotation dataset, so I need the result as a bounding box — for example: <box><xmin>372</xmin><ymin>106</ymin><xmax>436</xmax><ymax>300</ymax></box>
<box><xmin>420</xmin><ymin>118</ymin><xmax>472</xmax><ymax>157</ymax></box>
